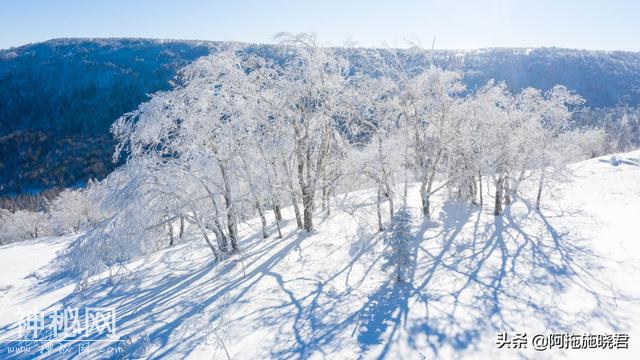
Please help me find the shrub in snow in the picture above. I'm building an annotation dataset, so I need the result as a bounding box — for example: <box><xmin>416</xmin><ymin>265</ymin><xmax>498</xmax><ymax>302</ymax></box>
<box><xmin>382</xmin><ymin>206</ymin><xmax>414</xmax><ymax>282</ymax></box>
<box><xmin>48</xmin><ymin>185</ymin><xmax>104</xmax><ymax>235</ymax></box>
<box><xmin>64</xmin><ymin>217</ymin><xmax>165</xmax><ymax>289</ymax></box>
<box><xmin>0</xmin><ymin>209</ymin><xmax>48</xmax><ymax>244</ymax></box>
<box><xmin>62</xmin><ymin>166</ymin><xmax>171</xmax><ymax>286</ymax></box>
<box><xmin>610</xmin><ymin>155</ymin><xmax>620</xmax><ymax>166</ymax></box>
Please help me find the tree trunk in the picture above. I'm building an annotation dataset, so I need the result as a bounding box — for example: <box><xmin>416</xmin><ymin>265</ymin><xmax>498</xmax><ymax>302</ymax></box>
<box><xmin>420</xmin><ymin>165</ymin><xmax>438</xmax><ymax>220</ymax></box>
<box><xmin>384</xmin><ymin>179</ymin><xmax>394</xmax><ymax>219</ymax></box>
<box><xmin>291</xmin><ymin>194</ymin><xmax>303</xmax><ymax>229</ymax></box>
<box><xmin>535</xmin><ymin>169</ymin><xmax>544</xmax><ymax>210</ymax></box>
<box><xmin>321</xmin><ymin>184</ymin><xmax>327</xmax><ymax>211</ymax></box>
<box><xmin>420</xmin><ymin>177</ymin><xmax>430</xmax><ymax>219</ymax></box>
<box><xmin>273</xmin><ymin>204</ymin><xmax>283</xmax><ymax>239</ymax></box>
<box><xmin>167</xmin><ymin>220</ymin><xmax>174</xmax><ymax>247</ymax></box>
<box><xmin>203</xmin><ymin>184</ymin><xmax>228</xmax><ymax>252</ymax></box>
<box><xmin>202</xmin><ymin>220</ymin><xmax>228</xmax><ymax>252</ymax></box>
<box><xmin>212</xmin><ymin>216</ymin><xmax>228</xmax><ymax>252</ymax></box>
<box><xmin>270</xmin><ymin>161</ymin><xmax>283</xmax><ymax>223</ymax></box>
<box><xmin>478</xmin><ymin>171</ymin><xmax>483</xmax><ymax>206</ymax></box>
<box><xmin>504</xmin><ymin>175</ymin><xmax>512</xmax><ymax>206</ymax></box>
<box><xmin>403</xmin><ymin>149</ymin><xmax>409</xmax><ymax>204</ymax></box>
<box><xmin>274</xmin><ymin>204</ymin><xmax>283</xmax><ymax>222</ymax></box>
<box><xmin>191</xmin><ymin>205</ymin><xmax>220</xmax><ymax>261</ymax></box>
<box><xmin>301</xmin><ymin>185</ymin><xmax>314</xmax><ymax>232</ymax></box>
<box><xmin>424</xmin><ymin>162</ymin><xmax>439</xmax><ymax>219</ymax></box>
<box><xmin>376</xmin><ymin>184</ymin><xmax>384</xmax><ymax>232</ymax></box>
<box><xmin>211</xmin><ymin>223</ymin><xmax>228</xmax><ymax>252</ymax></box>
<box><xmin>283</xmin><ymin>159</ymin><xmax>304</xmax><ymax>229</ymax></box>
<box><xmin>179</xmin><ymin>216</ymin><xmax>184</xmax><ymax>239</ymax></box>
<box><xmin>297</xmin><ymin>149</ymin><xmax>314</xmax><ymax>232</ymax></box>
<box><xmin>256</xmin><ymin>201</ymin><xmax>269</xmax><ymax>239</ymax></box>
<box><xmin>403</xmin><ymin>180</ymin><xmax>408</xmax><ymax>205</ymax></box>
<box><xmin>469</xmin><ymin>175</ymin><xmax>477</xmax><ymax>205</ymax></box>
<box><xmin>326</xmin><ymin>186</ymin><xmax>331</xmax><ymax>216</ymax></box>
<box><xmin>322</xmin><ymin>183</ymin><xmax>331</xmax><ymax>214</ymax></box>
<box><xmin>220</xmin><ymin>165</ymin><xmax>238</xmax><ymax>251</ymax></box>
<box><xmin>494</xmin><ymin>176</ymin><xmax>504</xmax><ymax>216</ymax></box>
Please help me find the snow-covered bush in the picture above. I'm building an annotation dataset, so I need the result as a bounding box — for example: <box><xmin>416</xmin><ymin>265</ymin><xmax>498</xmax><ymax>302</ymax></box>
<box><xmin>62</xmin><ymin>162</ymin><xmax>178</xmax><ymax>284</ymax></box>
<box><xmin>382</xmin><ymin>206</ymin><xmax>414</xmax><ymax>282</ymax></box>
<box><xmin>48</xmin><ymin>184</ymin><xmax>104</xmax><ymax>235</ymax></box>
<box><xmin>0</xmin><ymin>208</ymin><xmax>48</xmax><ymax>244</ymax></box>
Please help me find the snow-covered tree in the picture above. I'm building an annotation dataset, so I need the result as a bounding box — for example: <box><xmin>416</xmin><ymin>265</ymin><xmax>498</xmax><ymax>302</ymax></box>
<box><xmin>265</xmin><ymin>33</ymin><xmax>353</xmax><ymax>231</ymax></box>
<box><xmin>395</xmin><ymin>61</ymin><xmax>466</xmax><ymax>219</ymax></box>
<box><xmin>348</xmin><ymin>71</ymin><xmax>404</xmax><ymax>231</ymax></box>
<box><xmin>0</xmin><ymin>208</ymin><xmax>48</xmax><ymax>244</ymax></box>
<box><xmin>512</xmin><ymin>86</ymin><xmax>585</xmax><ymax>209</ymax></box>
<box><xmin>111</xmin><ymin>48</ymin><xmax>262</xmax><ymax>255</ymax></box>
<box><xmin>54</xmin><ymin>39</ymin><xmax>610</xmax><ymax>285</ymax></box>
<box><xmin>48</xmin><ymin>186</ymin><xmax>102</xmax><ymax>235</ymax></box>
<box><xmin>382</xmin><ymin>205</ymin><xmax>414</xmax><ymax>282</ymax></box>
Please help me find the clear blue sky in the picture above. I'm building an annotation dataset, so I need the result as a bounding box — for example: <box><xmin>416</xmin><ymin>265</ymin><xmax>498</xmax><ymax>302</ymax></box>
<box><xmin>1</xmin><ymin>0</ymin><xmax>638</xmax><ymax>51</ymax></box>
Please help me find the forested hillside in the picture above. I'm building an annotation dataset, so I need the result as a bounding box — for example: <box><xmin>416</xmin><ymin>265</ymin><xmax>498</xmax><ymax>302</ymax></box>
<box><xmin>0</xmin><ymin>39</ymin><xmax>215</xmax><ymax>199</ymax></box>
<box><xmin>1</xmin><ymin>38</ymin><xmax>639</xmax><ymax>201</ymax></box>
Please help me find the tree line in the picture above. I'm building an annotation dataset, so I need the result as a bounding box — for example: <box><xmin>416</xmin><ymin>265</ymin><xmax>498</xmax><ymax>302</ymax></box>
<box><xmin>1</xmin><ymin>34</ymin><xmax>609</xmax><ymax>285</ymax></box>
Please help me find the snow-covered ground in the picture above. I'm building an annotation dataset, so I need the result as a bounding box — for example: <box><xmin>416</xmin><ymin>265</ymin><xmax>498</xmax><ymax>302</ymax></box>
<box><xmin>1</xmin><ymin>151</ymin><xmax>639</xmax><ymax>359</ymax></box>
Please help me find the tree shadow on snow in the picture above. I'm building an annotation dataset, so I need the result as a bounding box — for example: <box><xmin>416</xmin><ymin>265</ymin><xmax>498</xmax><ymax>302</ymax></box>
<box><xmin>0</xmin><ymin>196</ymin><xmax>634</xmax><ymax>359</ymax></box>
<box><xmin>351</xmin><ymin>197</ymin><xmax>633</xmax><ymax>358</ymax></box>
<box><xmin>0</xmin><ymin>225</ymin><xmax>317</xmax><ymax>359</ymax></box>
<box><xmin>335</xmin><ymin>193</ymin><xmax>618</xmax><ymax>359</ymax></box>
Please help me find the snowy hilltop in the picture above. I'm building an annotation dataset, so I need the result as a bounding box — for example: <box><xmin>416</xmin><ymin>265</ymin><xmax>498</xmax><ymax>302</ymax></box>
<box><xmin>0</xmin><ymin>150</ymin><xmax>639</xmax><ymax>359</ymax></box>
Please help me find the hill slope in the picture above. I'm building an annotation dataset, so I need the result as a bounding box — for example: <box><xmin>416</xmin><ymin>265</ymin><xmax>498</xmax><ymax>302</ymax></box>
<box><xmin>1</xmin><ymin>39</ymin><xmax>640</xmax><ymax>197</ymax></box>
<box><xmin>0</xmin><ymin>150</ymin><xmax>638</xmax><ymax>359</ymax></box>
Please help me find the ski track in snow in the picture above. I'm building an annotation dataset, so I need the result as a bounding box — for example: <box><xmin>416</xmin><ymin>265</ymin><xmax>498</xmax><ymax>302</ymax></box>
<box><xmin>0</xmin><ymin>151</ymin><xmax>639</xmax><ymax>359</ymax></box>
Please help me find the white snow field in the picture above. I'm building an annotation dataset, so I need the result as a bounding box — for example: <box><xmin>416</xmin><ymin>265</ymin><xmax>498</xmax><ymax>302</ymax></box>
<box><xmin>1</xmin><ymin>151</ymin><xmax>639</xmax><ymax>359</ymax></box>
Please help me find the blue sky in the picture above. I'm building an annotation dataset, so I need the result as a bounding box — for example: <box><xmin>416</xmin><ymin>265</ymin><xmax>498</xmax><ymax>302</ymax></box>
<box><xmin>1</xmin><ymin>0</ymin><xmax>638</xmax><ymax>50</ymax></box>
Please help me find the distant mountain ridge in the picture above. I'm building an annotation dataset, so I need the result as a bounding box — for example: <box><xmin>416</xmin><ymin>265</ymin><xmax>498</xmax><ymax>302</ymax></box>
<box><xmin>1</xmin><ymin>38</ymin><xmax>639</xmax><ymax>198</ymax></box>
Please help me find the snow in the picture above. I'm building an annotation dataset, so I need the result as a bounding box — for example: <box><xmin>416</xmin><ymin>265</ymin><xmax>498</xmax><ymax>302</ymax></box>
<box><xmin>1</xmin><ymin>151</ymin><xmax>639</xmax><ymax>359</ymax></box>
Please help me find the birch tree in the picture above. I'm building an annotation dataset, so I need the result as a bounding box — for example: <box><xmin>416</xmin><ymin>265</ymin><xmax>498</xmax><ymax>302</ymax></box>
<box><xmin>396</xmin><ymin>63</ymin><xmax>465</xmax><ymax>219</ymax></box>
<box><xmin>271</xmin><ymin>33</ymin><xmax>352</xmax><ymax>231</ymax></box>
